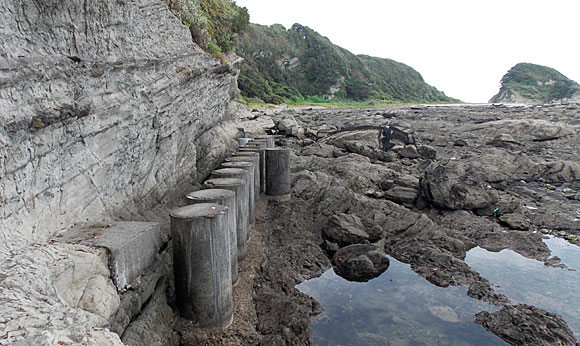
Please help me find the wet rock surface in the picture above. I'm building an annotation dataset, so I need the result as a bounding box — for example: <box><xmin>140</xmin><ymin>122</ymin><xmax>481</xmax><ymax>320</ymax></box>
<box><xmin>222</xmin><ymin>103</ymin><xmax>580</xmax><ymax>345</ymax></box>
<box><xmin>475</xmin><ymin>304</ymin><xmax>579</xmax><ymax>346</ymax></box>
<box><xmin>333</xmin><ymin>244</ymin><xmax>390</xmax><ymax>282</ymax></box>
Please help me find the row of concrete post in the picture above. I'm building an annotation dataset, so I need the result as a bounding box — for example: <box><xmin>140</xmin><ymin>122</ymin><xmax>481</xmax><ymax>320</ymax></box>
<box><xmin>169</xmin><ymin>135</ymin><xmax>290</xmax><ymax>329</ymax></box>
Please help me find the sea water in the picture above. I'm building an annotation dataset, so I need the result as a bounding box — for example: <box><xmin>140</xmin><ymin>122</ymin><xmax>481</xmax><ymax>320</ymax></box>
<box><xmin>465</xmin><ymin>236</ymin><xmax>580</xmax><ymax>339</ymax></box>
<box><xmin>297</xmin><ymin>257</ymin><xmax>506</xmax><ymax>345</ymax></box>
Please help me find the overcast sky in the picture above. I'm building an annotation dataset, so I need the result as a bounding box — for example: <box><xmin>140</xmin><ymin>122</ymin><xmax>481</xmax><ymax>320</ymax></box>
<box><xmin>235</xmin><ymin>0</ymin><xmax>580</xmax><ymax>103</ymax></box>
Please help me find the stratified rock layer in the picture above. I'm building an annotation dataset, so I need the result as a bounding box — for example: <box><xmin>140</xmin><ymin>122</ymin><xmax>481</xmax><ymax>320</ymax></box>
<box><xmin>0</xmin><ymin>0</ymin><xmax>243</xmax><ymax>344</ymax></box>
<box><xmin>0</xmin><ymin>0</ymin><xmax>241</xmax><ymax>245</ymax></box>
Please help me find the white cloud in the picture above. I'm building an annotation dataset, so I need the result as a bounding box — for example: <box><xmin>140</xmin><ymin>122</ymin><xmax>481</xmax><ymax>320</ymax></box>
<box><xmin>236</xmin><ymin>0</ymin><xmax>580</xmax><ymax>103</ymax></box>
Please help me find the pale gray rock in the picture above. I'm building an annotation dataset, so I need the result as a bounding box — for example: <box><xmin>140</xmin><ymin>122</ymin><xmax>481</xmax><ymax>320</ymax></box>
<box><xmin>0</xmin><ymin>0</ymin><xmax>241</xmax><ymax>246</ymax></box>
<box><xmin>394</xmin><ymin>174</ymin><xmax>420</xmax><ymax>189</ymax></box>
<box><xmin>0</xmin><ymin>244</ymin><xmax>123</xmax><ymax>345</ymax></box>
<box><xmin>322</xmin><ymin>129</ymin><xmax>382</xmax><ymax>149</ymax></box>
<box><xmin>300</xmin><ymin>142</ymin><xmax>342</xmax><ymax>158</ymax></box>
<box><xmin>276</xmin><ymin>114</ymin><xmax>303</xmax><ymax>137</ymax></box>
<box><xmin>0</xmin><ymin>0</ymin><xmax>245</xmax><ymax>343</ymax></box>
<box><xmin>324</xmin><ymin>213</ymin><xmax>370</xmax><ymax>247</ymax></box>
<box><xmin>121</xmin><ymin>282</ymin><xmax>179</xmax><ymax>346</ymax></box>
<box><xmin>499</xmin><ymin>213</ymin><xmax>531</xmax><ymax>231</ymax></box>
<box><xmin>195</xmin><ymin>122</ymin><xmax>243</xmax><ymax>182</ymax></box>
<box><xmin>343</xmin><ymin>141</ymin><xmax>396</xmax><ymax>162</ymax></box>
<box><xmin>109</xmin><ymin>255</ymin><xmax>168</xmax><ymax>336</ymax></box>
<box><xmin>294</xmin><ymin>153</ymin><xmax>396</xmax><ymax>195</ymax></box>
<box><xmin>481</xmin><ymin>119</ymin><xmax>575</xmax><ymax>142</ymax></box>
<box><xmin>233</xmin><ymin>101</ymin><xmax>276</xmax><ymax>135</ymax></box>
<box><xmin>421</xmin><ymin>162</ymin><xmax>497</xmax><ymax>210</ymax></box>
<box><xmin>537</xmin><ymin>160</ymin><xmax>580</xmax><ymax>183</ymax></box>
<box><xmin>417</xmin><ymin>144</ymin><xmax>437</xmax><ymax>160</ymax></box>
<box><xmin>384</xmin><ymin>186</ymin><xmax>419</xmax><ymax>205</ymax></box>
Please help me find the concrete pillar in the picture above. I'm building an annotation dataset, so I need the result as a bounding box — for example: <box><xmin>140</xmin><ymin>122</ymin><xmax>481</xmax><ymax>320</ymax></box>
<box><xmin>240</xmin><ymin>143</ymin><xmax>267</xmax><ymax>193</ymax></box>
<box><xmin>225</xmin><ymin>155</ymin><xmax>260</xmax><ymax>206</ymax></box>
<box><xmin>253</xmin><ymin>135</ymin><xmax>275</xmax><ymax>148</ymax></box>
<box><xmin>170</xmin><ymin>203</ymin><xmax>233</xmax><ymax>328</ymax></box>
<box><xmin>265</xmin><ymin>148</ymin><xmax>291</xmax><ymax>198</ymax></box>
<box><xmin>238</xmin><ymin>138</ymin><xmax>252</xmax><ymax>147</ymax></box>
<box><xmin>219</xmin><ymin>162</ymin><xmax>255</xmax><ymax>225</ymax></box>
<box><xmin>186</xmin><ymin>189</ymin><xmax>238</xmax><ymax>284</ymax></box>
<box><xmin>203</xmin><ymin>178</ymin><xmax>249</xmax><ymax>261</ymax></box>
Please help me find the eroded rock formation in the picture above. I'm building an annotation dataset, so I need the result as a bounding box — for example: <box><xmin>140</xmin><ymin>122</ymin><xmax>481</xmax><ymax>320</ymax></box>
<box><xmin>0</xmin><ymin>1</ymin><xmax>246</xmax><ymax>344</ymax></box>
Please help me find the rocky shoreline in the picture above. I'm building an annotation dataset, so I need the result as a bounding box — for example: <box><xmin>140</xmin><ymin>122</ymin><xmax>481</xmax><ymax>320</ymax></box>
<box><xmin>186</xmin><ymin>103</ymin><xmax>580</xmax><ymax>345</ymax></box>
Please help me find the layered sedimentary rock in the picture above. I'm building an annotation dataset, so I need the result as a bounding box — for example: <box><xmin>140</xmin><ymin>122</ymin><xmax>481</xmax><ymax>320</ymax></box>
<box><xmin>0</xmin><ymin>0</ymin><xmax>242</xmax><ymax>245</ymax></box>
<box><xmin>0</xmin><ymin>0</ymin><xmax>244</xmax><ymax>344</ymax></box>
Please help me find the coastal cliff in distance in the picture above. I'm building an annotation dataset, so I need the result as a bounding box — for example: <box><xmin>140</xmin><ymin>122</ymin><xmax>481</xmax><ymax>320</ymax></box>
<box><xmin>234</xmin><ymin>23</ymin><xmax>457</xmax><ymax>104</ymax></box>
<box><xmin>490</xmin><ymin>62</ymin><xmax>580</xmax><ymax>104</ymax></box>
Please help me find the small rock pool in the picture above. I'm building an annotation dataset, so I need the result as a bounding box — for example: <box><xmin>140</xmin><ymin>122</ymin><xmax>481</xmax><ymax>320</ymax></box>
<box><xmin>465</xmin><ymin>236</ymin><xmax>580</xmax><ymax>340</ymax></box>
<box><xmin>297</xmin><ymin>236</ymin><xmax>580</xmax><ymax>345</ymax></box>
<box><xmin>297</xmin><ymin>257</ymin><xmax>506</xmax><ymax>345</ymax></box>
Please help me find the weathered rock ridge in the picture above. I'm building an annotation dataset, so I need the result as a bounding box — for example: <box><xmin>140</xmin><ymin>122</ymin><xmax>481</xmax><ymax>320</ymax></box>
<box><xmin>225</xmin><ymin>103</ymin><xmax>580</xmax><ymax>345</ymax></box>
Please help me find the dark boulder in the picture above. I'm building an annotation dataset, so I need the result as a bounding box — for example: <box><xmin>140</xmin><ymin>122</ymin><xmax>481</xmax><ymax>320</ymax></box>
<box><xmin>395</xmin><ymin>145</ymin><xmax>421</xmax><ymax>159</ymax></box>
<box><xmin>475</xmin><ymin>304</ymin><xmax>578</xmax><ymax>346</ymax></box>
<box><xmin>417</xmin><ymin>144</ymin><xmax>437</xmax><ymax>160</ymax></box>
<box><xmin>332</xmin><ymin>244</ymin><xmax>390</xmax><ymax>282</ymax></box>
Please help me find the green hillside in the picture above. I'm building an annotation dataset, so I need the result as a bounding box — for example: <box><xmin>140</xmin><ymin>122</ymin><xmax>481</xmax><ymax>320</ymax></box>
<box><xmin>234</xmin><ymin>23</ymin><xmax>457</xmax><ymax>105</ymax></box>
<box><xmin>490</xmin><ymin>63</ymin><xmax>580</xmax><ymax>104</ymax></box>
<box><xmin>165</xmin><ymin>0</ymin><xmax>249</xmax><ymax>59</ymax></box>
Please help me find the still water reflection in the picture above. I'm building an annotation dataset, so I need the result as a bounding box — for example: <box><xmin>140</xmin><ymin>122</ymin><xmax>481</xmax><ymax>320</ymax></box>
<box><xmin>465</xmin><ymin>236</ymin><xmax>580</xmax><ymax>339</ymax></box>
<box><xmin>297</xmin><ymin>257</ymin><xmax>506</xmax><ymax>346</ymax></box>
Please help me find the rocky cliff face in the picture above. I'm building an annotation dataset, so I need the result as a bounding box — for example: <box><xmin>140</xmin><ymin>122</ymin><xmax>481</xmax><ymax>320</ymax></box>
<box><xmin>0</xmin><ymin>0</ymin><xmax>242</xmax><ymax>246</ymax></box>
<box><xmin>0</xmin><ymin>0</ymin><xmax>244</xmax><ymax>344</ymax></box>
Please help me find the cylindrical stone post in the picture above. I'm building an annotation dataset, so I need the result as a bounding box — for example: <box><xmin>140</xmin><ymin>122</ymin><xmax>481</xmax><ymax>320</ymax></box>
<box><xmin>220</xmin><ymin>162</ymin><xmax>255</xmax><ymax>226</ymax></box>
<box><xmin>265</xmin><ymin>148</ymin><xmax>291</xmax><ymax>198</ymax></box>
<box><xmin>170</xmin><ymin>203</ymin><xmax>233</xmax><ymax>328</ymax></box>
<box><xmin>251</xmin><ymin>138</ymin><xmax>267</xmax><ymax>147</ymax></box>
<box><xmin>204</xmin><ymin>178</ymin><xmax>249</xmax><ymax>261</ymax></box>
<box><xmin>254</xmin><ymin>135</ymin><xmax>275</xmax><ymax>148</ymax></box>
<box><xmin>238</xmin><ymin>138</ymin><xmax>252</xmax><ymax>147</ymax></box>
<box><xmin>240</xmin><ymin>143</ymin><xmax>267</xmax><ymax>193</ymax></box>
<box><xmin>225</xmin><ymin>155</ymin><xmax>260</xmax><ymax>207</ymax></box>
<box><xmin>186</xmin><ymin>189</ymin><xmax>238</xmax><ymax>284</ymax></box>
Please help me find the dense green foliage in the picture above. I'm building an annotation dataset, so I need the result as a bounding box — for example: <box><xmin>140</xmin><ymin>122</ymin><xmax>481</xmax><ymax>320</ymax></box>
<box><xmin>165</xmin><ymin>0</ymin><xmax>248</xmax><ymax>58</ymax></box>
<box><xmin>235</xmin><ymin>23</ymin><xmax>457</xmax><ymax>104</ymax></box>
<box><xmin>490</xmin><ymin>63</ymin><xmax>580</xmax><ymax>103</ymax></box>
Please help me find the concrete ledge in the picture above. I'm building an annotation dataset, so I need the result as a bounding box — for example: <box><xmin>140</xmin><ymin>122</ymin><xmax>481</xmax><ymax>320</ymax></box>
<box><xmin>56</xmin><ymin>222</ymin><xmax>163</xmax><ymax>292</ymax></box>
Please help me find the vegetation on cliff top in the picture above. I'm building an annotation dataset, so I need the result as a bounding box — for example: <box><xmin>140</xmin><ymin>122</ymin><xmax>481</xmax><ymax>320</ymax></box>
<box><xmin>165</xmin><ymin>0</ymin><xmax>249</xmax><ymax>59</ymax></box>
<box><xmin>490</xmin><ymin>63</ymin><xmax>580</xmax><ymax>104</ymax></box>
<box><xmin>234</xmin><ymin>23</ymin><xmax>457</xmax><ymax>105</ymax></box>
